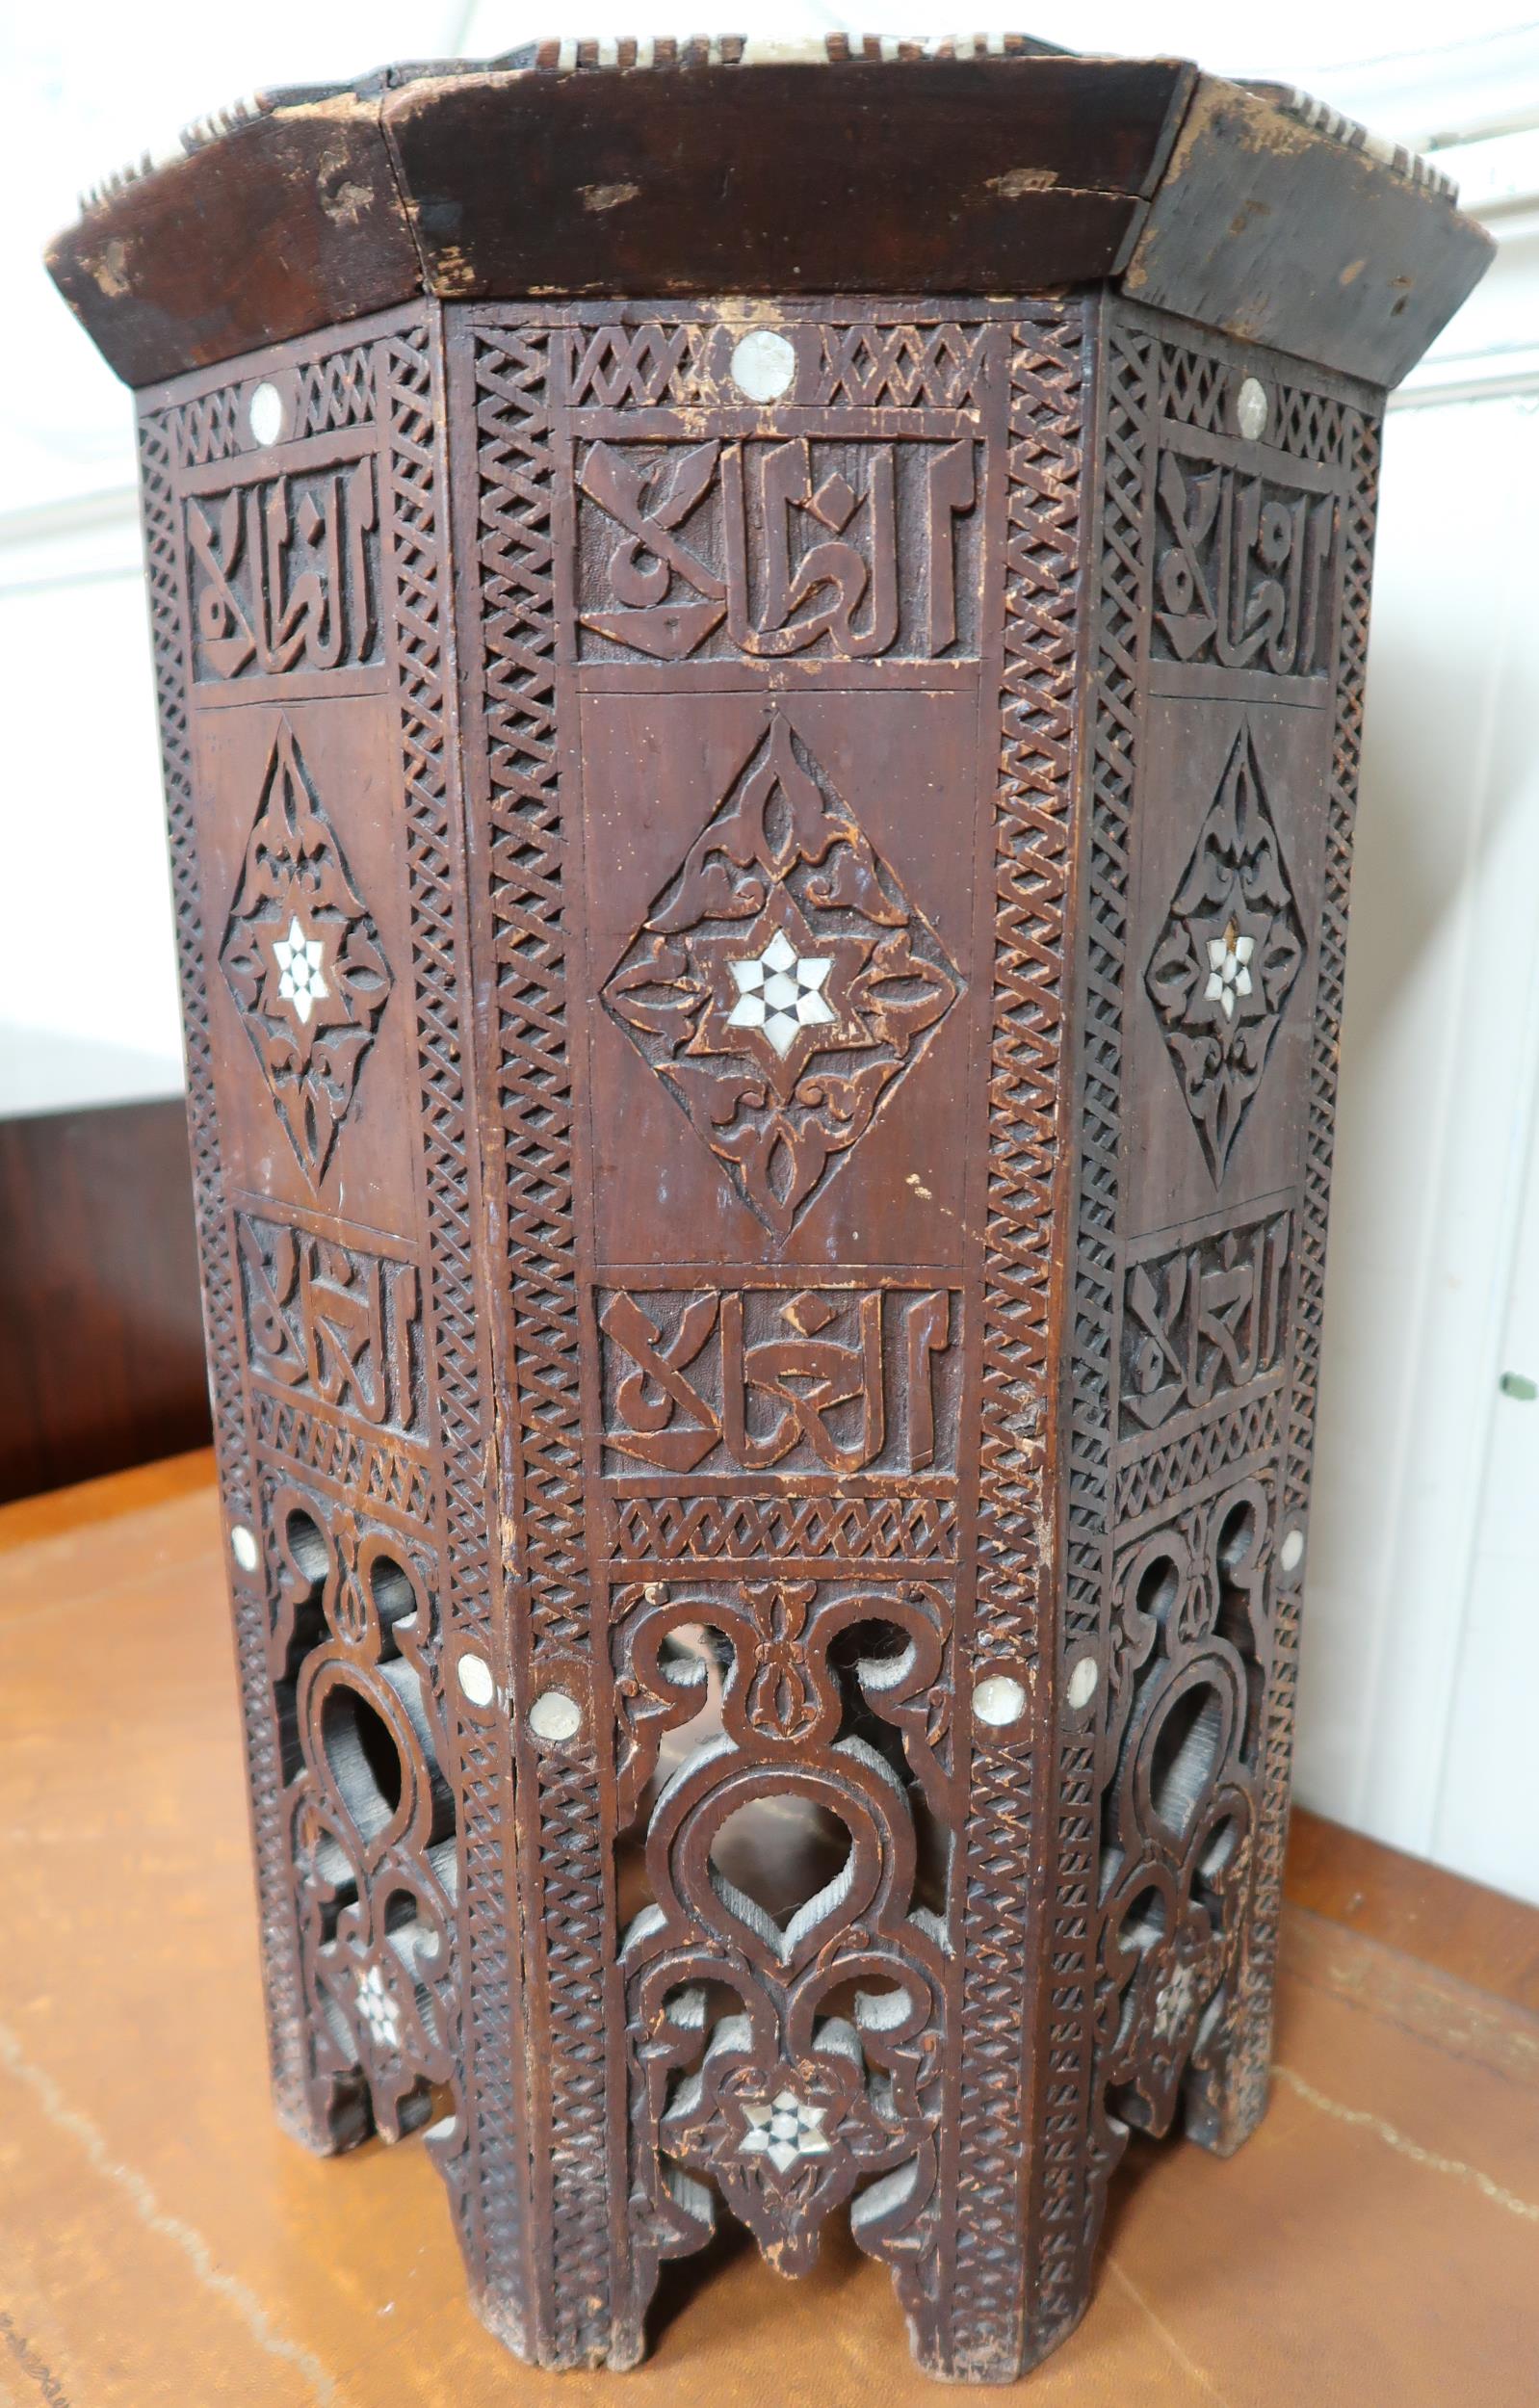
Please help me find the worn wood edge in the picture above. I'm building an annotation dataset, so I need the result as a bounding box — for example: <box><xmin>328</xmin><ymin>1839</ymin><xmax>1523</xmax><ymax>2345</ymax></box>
<box><xmin>43</xmin><ymin>87</ymin><xmax>417</xmax><ymax>390</ymax></box>
<box><xmin>1122</xmin><ymin>75</ymin><xmax>1495</xmax><ymax>388</ymax></box>
<box><xmin>42</xmin><ymin>49</ymin><xmax>1488</xmax><ymax>392</ymax></box>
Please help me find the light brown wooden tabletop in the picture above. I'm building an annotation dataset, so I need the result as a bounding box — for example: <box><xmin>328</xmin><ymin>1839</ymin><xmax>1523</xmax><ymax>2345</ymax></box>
<box><xmin>2</xmin><ymin>1454</ymin><xmax>1535</xmax><ymax>2408</ymax></box>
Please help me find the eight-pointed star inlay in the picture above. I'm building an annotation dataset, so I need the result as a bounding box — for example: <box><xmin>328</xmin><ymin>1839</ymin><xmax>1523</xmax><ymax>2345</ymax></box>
<box><xmin>738</xmin><ymin>2088</ymin><xmax>834</xmax><ymax>2172</ymax></box>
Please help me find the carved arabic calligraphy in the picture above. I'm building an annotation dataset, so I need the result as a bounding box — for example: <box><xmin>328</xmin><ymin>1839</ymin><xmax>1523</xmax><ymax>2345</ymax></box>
<box><xmin>188</xmin><ymin>456</ymin><xmax>379</xmax><ymax>682</ymax></box>
<box><xmin>237</xmin><ymin>1210</ymin><xmax>423</xmax><ymax>1435</ymax></box>
<box><xmin>575</xmin><ymin>437</ymin><xmax>979</xmax><ymax>663</ymax></box>
<box><xmin>1153</xmin><ymin>451</ymin><xmax>1336</xmax><ymax>679</ymax></box>
<box><xmin>1120</xmin><ymin>1213</ymin><xmax>1290</xmax><ymax>1438</ymax></box>
<box><xmin>599</xmin><ymin>1285</ymin><xmax>957</xmax><ymax>1477</ymax></box>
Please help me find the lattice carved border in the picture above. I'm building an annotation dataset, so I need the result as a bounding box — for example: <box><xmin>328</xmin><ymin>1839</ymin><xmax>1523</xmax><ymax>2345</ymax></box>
<box><xmin>380</xmin><ymin>317</ymin><xmax>531</xmax><ymax>2320</ymax></box>
<box><xmin>470</xmin><ymin>317</ymin><xmax>616</xmax><ymax>2369</ymax></box>
<box><xmin>940</xmin><ymin>301</ymin><xmax>1085</xmax><ymax>2379</ymax></box>
<box><xmin>139</xmin><ymin>404</ymin><xmax>316</xmax><ymax>2141</ymax></box>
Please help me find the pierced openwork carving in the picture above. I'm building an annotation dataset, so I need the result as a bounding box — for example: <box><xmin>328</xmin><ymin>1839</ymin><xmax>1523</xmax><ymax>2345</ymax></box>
<box><xmin>1145</xmin><ymin>724</ymin><xmax>1306</xmax><ymax>1183</ymax></box>
<box><xmin>265</xmin><ymin>1478</ymin><xmax>457</xmax><ymax>2141</ymax></box>
<box><xmin>219</xmin><ymin>720</ymin><xmax>392</xmax><ymax>1183</ymax></box>
<box><xmin>1094</xmin><ymin>1479</ymin><xmax>1269</xmax><ymax>2135</ymax></box>
<box><xmin>602</xmin><ymin>713</ymin><xmax>960</xmax><ymax>1234</ymax></box>
<box><xmin>613</xmin><ymin>1575</ymin><xmax>951</xmax><ymax>2292</ymax></box>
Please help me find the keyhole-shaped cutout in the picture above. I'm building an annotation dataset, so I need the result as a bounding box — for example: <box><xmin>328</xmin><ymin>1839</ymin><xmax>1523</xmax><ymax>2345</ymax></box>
<box><xmin>708</xmin><ymin>1794</ymin><xmax>855</xmax><ymax>1955</ymax></box>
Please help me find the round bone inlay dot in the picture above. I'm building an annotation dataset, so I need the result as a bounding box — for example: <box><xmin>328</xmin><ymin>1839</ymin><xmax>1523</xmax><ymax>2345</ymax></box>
<box><xmin>975</xmin><ymin>1673</ymin><xmax>1028</xmax><ymax>1728</ymax></box>
<box><xmin>1280</xmin><ymin>1527</ymin><xmax>1306</xmax><ymax>1573</ymax></box>
<box><xmin>529</xmin><ymin>1687</ymin><xmax>584</xmax><ymax>1743</ymax></box>
<box><xmin>230</xmin><ymin>1523</ymin><xmax>259</xmax><ymax>1573</ymax></box>
<box><xmin>457</xmin><ymin>1651</ymin><xmax>496</xmax><ymax>1709</ymax></box>
<box><xmin>1236</xmin><ymin>376</ymin><xmax>1269</xmax><ymax>441</ymax></box>
<box><xmin>248</xmin><ymin>380</ymin><xmax>285</xmax><ymax>446</ymax></box>
<box><xmin>730</xmin><ymin>327</ymin><xmax>796</xmax><ymax>402</ymax></box>
<box><xmin>1067</xmin><ymin>1654</ymin><xmax>1099</xmax><ymax>1711</ymax></box>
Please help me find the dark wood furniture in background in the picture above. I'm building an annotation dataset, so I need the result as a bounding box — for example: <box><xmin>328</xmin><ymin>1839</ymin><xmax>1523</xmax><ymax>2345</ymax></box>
<box><xmin>0</xmin><ymin>1098</ymin><xmax>208</xmax><ymax>1504</ymax></box>
<box><xmin>45</xmin><ymin>38</ymin><xmax>1492</xmax><ymax>2385</ymax></box>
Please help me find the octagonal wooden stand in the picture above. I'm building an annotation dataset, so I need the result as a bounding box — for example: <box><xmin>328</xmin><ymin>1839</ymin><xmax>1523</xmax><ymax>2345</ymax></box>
<box><xmin>47</xmin><ymin>37</ymin><xmax>1489</xmax><ymax>2382</ymax></box>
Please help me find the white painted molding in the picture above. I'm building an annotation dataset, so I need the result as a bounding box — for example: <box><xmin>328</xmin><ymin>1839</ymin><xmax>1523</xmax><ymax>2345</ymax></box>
<box><xmin>1394</xmin><ymin>339</ymin><xmax>1539</xmax><ymax>411</ymax></box>
<box><xmin>0</xmin><ymin>484</ymin><xmax>138</xmax><ymax>550</ymax></box>
<box><xmin>1318</xmin><ymin>27</ymin><xmax>1539</xmax><ymax>152</ymax></box>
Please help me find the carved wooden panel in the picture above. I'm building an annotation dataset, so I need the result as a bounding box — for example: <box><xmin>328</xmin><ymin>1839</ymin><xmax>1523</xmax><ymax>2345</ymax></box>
<box><xmin>138</xmin><ymin>314</ymin><xmax>526</xmax><ymax>2326</ymax></box>
<box><xmin>137</xmin><ymin>287</ymin><xmax>1380</xmax><ymax>2384</ymax></box>
<box><xmin>1053</xmin><ymin>305</ymin><xmax>1382</xmax><ymax>2328</ymax></box>
<box><xmin>446</xmin><ymin>299</ymin><xmax>1084</xmax><ymax>2375</ymax></box>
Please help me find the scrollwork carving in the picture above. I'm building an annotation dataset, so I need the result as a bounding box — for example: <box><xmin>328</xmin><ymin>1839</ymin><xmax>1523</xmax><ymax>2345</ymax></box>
<box><xmin>1093</xmin><ymin>1479</ymin><xmax>1270</xmax><ymax>2139</ymax></box>
<box><xmin>613</xmin><ymin>1575</ymin><xmax>952</xmax><ymax>2297</ymax></box>
<box><xmin>262</xmin><ymin>1478</ymin><xmax>457</xmax><ymax>2143</ymax></box>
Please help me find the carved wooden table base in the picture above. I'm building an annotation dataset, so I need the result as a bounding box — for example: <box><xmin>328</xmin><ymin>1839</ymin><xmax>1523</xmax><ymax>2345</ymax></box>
<box><xmin>47</xmin><ymin>39</ymin><xmax>1489</xmax><ymax>2387</ymax></box>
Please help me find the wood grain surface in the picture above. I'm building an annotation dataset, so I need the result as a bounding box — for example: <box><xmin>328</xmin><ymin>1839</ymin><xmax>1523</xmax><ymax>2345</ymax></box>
<box><xmin>1</xmin><ymin>1458</ymin><xmax>1534</xmax><ymax>2408</ymax></box>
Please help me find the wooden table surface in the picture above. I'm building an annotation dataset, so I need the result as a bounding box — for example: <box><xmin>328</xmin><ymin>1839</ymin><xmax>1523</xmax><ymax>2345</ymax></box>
<box><xmin>2</xmin><ymin>1454</ymin><xmax>1536</xmax><ymax>2407</ymax></box>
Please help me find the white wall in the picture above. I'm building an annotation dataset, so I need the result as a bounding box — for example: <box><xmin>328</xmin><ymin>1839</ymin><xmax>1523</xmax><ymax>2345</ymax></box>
<box><xmin>3</xmin><ymin>4</ymin><xmax>1534</xmax><ymax>1901</ymax></box>
<box><xmin>1295</xmin><ymin>214</ymin><xmax>1539</xmax><ymax>1905</ymax></box>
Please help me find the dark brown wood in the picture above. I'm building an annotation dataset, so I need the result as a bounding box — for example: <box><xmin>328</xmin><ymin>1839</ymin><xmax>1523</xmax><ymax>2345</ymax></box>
<box><xmin>41</xmin><ymin>36</ymin><xmax>1495</xmax><ymax>2393</ymax></box>
<box><xmin>1123</xmin><ymin>78</ymin><xmax>1493</xmax><ymax>387</ymax></box>
<box><xmin>45</xmin><ymin>86</ymin><xmax>421</xmax><ymax>391</ymax></box>
<box><xmin>0</xmin><ymin>1098</ymin><xmax>209</xmax><ymax>1504</ymax></box>
<box><xmin>384</xmin><ymin>51</ymin><xmax>1192</xmax><ymax>308</ymax></box>
<box><xmin>43</xmin><ymin>41</ymin><xmax>1489</xmax><ymax>396</ymax></box>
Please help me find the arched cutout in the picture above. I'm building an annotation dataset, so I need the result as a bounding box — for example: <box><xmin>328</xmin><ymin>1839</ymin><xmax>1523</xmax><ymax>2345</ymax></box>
<box><xmin>321</xmin><ymin>1681</ymin><xmax>406</xmax><ymax>1845</ymax></box>
<box><xmin>708</xmin><ymin>1793</ymin><xmax>854</xmax><ymax>1937</ymax></box>
<box><xmin>1149</xmin><ymin>1682</ymin><xmax>1226</xmax><ymax>1839</ymax></box>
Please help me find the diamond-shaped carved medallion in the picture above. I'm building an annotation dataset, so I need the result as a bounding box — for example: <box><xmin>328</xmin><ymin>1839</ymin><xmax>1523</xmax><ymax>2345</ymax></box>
<box><xmin>219</xmin><ymin>721</ymin><xmax>392</xmax><ymax>1186</ymax></box>
<box><xmin>603</xmin><ymin>714</ymin><xmax>960</xmax><ymax>1236</ymax></box>
<box><xmin>1144</xmin><ymin>724</ymin><xmax>1305</xmax><ymax>1184</ymax></box>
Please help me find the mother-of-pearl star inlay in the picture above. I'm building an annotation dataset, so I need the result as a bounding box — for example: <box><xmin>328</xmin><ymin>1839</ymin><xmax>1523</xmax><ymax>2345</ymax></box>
<box><xmin>725</xmin><ymin>928</ymin><xmax>835</xmax><ymax>1058</ymax></box>
<box><xmin>1203</xmin><ymin>923</ymin><xmax>1255</xmax><ymax>1020</ymax></box>
<box><xmin>354</xmin><ymin>1960</ymin><xmax>401</xmax><ymax>2052</ymax></box>
<box><xmin>271</xmin><ymin>915</ymin><xmax>329</xmax><ymax>1025</ymax></box>
<box><xmin>738</xmin><ymin>2088</ymin><xmax>833</xmax><ymax>2173</ymax></box>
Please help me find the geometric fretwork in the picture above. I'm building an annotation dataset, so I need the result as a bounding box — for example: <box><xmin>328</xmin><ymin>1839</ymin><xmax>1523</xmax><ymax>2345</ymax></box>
<box><xmin>1144</xmin><ymin>722</ymin><xmax>1305</xmax><ymax>1182</ymax></box>
<box><xmin>220</xmin><ymin>720</ymin><xmax>392</xmax><ymax>1186</ymax></box>
<box><xmin>602</xmin><ymin>711</ymin><xmax>960</xmax><ymax>1237</ymax></box>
